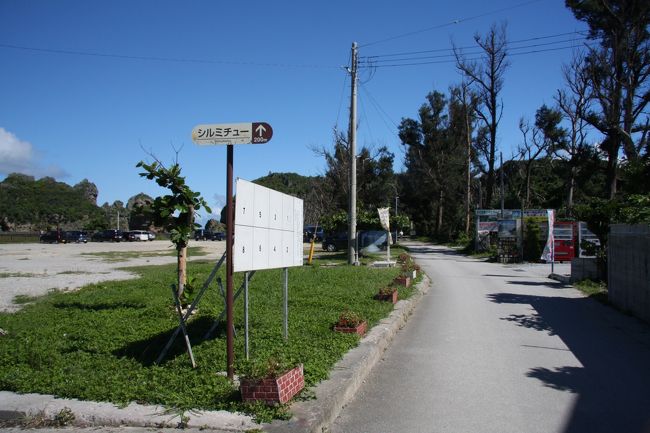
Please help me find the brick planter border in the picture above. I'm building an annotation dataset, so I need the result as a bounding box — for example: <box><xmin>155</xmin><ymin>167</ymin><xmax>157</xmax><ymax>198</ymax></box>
<box><xmin>240</xmin><ymin>364</ymin><xmax>304</xmax><ymax>405</ymax></box>
<box><xmin>375</xmin><ymin>289</ymin><xmax>398</xmax><ymax>304</ymax></box>
<box><xmin>334</xmin><ymin>320</ymin><xmax>367</xmax><ymax>336</ymax></box>
<box><xmin>394</xmin><ymin>276</ymin><xmax>411</xmax><ymax>287</ymax></box>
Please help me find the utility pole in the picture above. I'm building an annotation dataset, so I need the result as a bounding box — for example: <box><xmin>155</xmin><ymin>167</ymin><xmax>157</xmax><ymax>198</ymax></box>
<box><xmin>500</xmin><ymin>152</ymin><xmax>505</xmax><ymax>217</ymax></box>
<box><xmin>348</xmin><ymin>42</ymin><xmax>358</xmax><ymax>265</ymax></box>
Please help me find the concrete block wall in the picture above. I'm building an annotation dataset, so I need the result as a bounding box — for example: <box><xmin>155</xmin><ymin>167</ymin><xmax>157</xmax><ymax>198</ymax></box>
<box><xmin>608</xmin><ymin>224</ymin><xmax>650</xmax><ymax>323</ymax></box>
<box><xmin>571</xmin><ymin>257</ymin><xmax>601</xmax><ymax>282</ymax></box>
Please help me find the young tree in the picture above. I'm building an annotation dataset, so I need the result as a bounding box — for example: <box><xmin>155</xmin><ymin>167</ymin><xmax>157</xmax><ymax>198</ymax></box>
<box><xmin>566</xmin><ymin>0</ymin><xmax>650</xmax><ymax>198</ymax></box>
<box><xmin>454</xmin><ymin>23</ymin><xmax>510</xmax><ymax>208</ymax></box>
<box><xmin>137</xmin><ymin>159</ymin><xmax>211</xmax><ymax>298</ymax></box>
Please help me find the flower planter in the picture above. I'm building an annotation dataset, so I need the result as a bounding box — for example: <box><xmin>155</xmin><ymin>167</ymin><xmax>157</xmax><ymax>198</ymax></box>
<box><xmin>240</xmin><ymin>364</ymin><xmax>304</xmax><ymax>405</ymax></box>
<box><xmin>375</xmin><ymin>289</ymin><xmax>398</xmax><ymax>304</ymax></box>
<box><xmin>334</xmin><ymin>320</ymin><xmax>367</xmax><ymax>336</ymax></box>
<box><xmin>394</xmin><ymin>276</ymin><xmax>411</xmax><ymax>287</ymax></box>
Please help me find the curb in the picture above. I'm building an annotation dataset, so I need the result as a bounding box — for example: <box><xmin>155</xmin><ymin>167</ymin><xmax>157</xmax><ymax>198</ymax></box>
<box><xmin>548</xmin><ymin>273</ymin><xmax>571</xmax><ymax>284</ymax></box>
<box><xmin>0</xmin><ymin>391</ymin><xmax>255</xmax><ymax>431</ymax></box>
<box><xmin>262</xmin><ymin>274</ymin><xmax>431</xmax><ymax>433</ymax></box>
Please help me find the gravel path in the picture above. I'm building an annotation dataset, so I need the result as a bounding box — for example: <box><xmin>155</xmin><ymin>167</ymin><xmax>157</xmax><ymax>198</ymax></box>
<box><xmin>0</xmin><ymin>240</ymin><xmax>227</xmax><ymax>313</ymax></box>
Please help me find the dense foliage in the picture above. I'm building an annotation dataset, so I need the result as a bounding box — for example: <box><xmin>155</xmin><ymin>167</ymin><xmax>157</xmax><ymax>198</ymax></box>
<box><xmin>0</xmin><ymin>174</ymin><xmax>103</xmax><ymax>231</ymax></box>
<box><xmin>0</xmin><ymin>173</ymin><xmax>156</xmax><ymax>232</ymax></box>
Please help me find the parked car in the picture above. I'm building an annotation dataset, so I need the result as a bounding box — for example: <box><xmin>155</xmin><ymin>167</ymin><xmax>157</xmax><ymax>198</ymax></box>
<box><xmin>40</xmin><ymin>230</ymin><xmax>65</xmax><ymax>244</ymax></box>
<box><xmin>127</xmin><ymin>230</ymin><xmax>149</xmax><ymax>241</ymax></box>
<box><xmin>91</xmin><ymin>229</ymin><xmax>124</xmax><ymax>242</ymax></box>
<box><xmin>304</xmin><ymin>225</ymin><xmax>324</xmax><ymax>242</ymax></box>
<box><xmin>322</xmin><ymin>230</ymin><xmax>388</xmax><ymax>252</ymax></box>
<box><xmin>322</xmin><ymin>232</ymin><xmax>348</xmax><ymax>252</ymax></box>
<box><xmin>147</xmin><ymin>231</ymin><xmax>156</xmax><ymax>241</ymax></box>
<box><xmin>64</xmin><ymin>230</ymin><xmax>89</xmax><ymax>243</ymax></box>
<box><xmin>194</xmin><ymin>229</ymin><xmax>224</xmax><ymax>241</ymax></box>
<box><xmin>194</xmin><ymin>229</ymin><xmax>212</xmax><ymax>241</ymax></box>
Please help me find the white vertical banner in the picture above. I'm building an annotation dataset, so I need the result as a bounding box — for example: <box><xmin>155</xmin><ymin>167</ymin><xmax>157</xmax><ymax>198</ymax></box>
<box><xmin>378</xmin><ymin>207</ymin><xmax>390</xmax><ymax>231</ymax></box>
<box><xmin>541</xmin><ymin>209</ymin><xmax>555</xmax><ymax>262</ymax></box>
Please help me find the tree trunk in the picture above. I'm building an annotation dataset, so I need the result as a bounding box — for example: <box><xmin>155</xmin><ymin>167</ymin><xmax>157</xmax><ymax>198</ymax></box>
<box><xmin>465</xmin><ymin>108</ymin><xmax>472</xmax><ymax>235</ymax></box>
<box><xmin>606</xmin><ymin>154</ymin><xmax>617</xmax><ymax>199</ymax></box>
<box><xmin>177</xmin><ymin>243</ymin><xmax>187</xmax><ymax>299</ymax></box>
<box><xmin>436</xmin><ymin>189</ymin><xmax>444</xmax><ymax>236</ymax></box>
<box><xmin>567</xmin><ymin>165</ymin><xmax>576</xmax><ymax>216</ymax></box>
<box><xmin>177</xmin><ymin>205</ymin><xmax>194</xmax><ymax>300</ymax></box>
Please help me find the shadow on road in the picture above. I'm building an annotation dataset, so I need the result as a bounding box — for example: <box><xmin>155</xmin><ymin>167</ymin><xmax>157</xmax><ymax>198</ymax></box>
<box><xmin>488</xmin><ymin>292</ymin><xmax>650</xmax><ymax>433</ymax></box>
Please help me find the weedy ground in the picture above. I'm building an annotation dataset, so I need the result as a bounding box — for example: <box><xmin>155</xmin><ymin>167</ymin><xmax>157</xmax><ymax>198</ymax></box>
<box><xmin>0</xmin><ymin>247</ymin><xmax>418</xmax><ymax>422</ymax></box>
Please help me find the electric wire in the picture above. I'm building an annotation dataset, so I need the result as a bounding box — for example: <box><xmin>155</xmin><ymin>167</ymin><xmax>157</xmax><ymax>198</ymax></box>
<box><xmin>359</xmin><ymin>82</ymin><xmax>400</xmax><ymax>134</ymax></box>
<box><xmin>363</xmin><ymin>30</ymin><xmax>588</xmax><ymax>59</ymax></box>
<box><xmin>360</xmin><ymin>38</ymin><xmax>588</xmax><ymax>65</ymax></box>
<box><xmin>360</xmin><ymin>43</ymin><xmax>594</xmax><ymax>69</ymax></box>
<box><xmin>359</xmin><ymin>0</ymin><xmax>546</xmax><ymax>48</ymax></box>
<box><xmin>0</xmin><ymin>43</ymin><xmax>340</xmax><ymax>69</ymax></box>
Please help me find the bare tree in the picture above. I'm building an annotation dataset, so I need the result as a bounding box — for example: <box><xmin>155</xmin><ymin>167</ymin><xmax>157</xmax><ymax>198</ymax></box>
<box><xmin>454</xmin><ymin>23</ymin><xmax>509</xmax><ymax>208</ymax></box>
<box><xmin>567</xmin><ymin>0</ymin><xmax>650</xmax><ymax>197</ymax></box>
<box><xmin>555</xmin><ymin>54</ymin><xmax>593</xmax><ymax>213</ymax></box>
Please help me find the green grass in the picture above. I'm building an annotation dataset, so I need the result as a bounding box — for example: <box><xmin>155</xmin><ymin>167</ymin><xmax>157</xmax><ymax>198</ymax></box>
<box><xmin>80</xmin><ymin>246</ymin><xmax>206</xmax><ymax>262</ymax></box>
<box><xmin>0</xmin><ymin>272</ymin><xmax>40</xmax><ymax>278</ymax></box>
<box><xmin>0</xmin><ymin>255</ymin><xmax>413</xmax><ymax>421</ymax></box>
<box><xmin>574</xmin><ymin>279</ymin><xmax>608</xmax><ymax>304</ymax></box>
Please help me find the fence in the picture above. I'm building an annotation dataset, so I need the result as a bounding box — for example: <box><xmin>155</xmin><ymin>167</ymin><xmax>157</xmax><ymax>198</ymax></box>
<box><xmin>608</xmin><ymin>224</ymin><xmax>650</xmax><ymax>323</ymax></box>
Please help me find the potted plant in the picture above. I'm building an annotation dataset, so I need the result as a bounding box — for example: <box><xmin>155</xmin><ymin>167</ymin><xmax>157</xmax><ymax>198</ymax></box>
<box><xmin>375</xmin><ymin>286</ymin><xmax>398</xmax><ymax>304</ymax></box>
<box><xmin>334</xmin><ymin>310</ymin><xmax>367</xmax><ymax>336</ymax></box>
<box><xmin>394</xmin><ymin>273</ymin><xmax>411</xmax><ymax>287</ymax></box>
<box><xmin>239</xmin><ymin>356</ymin><xmax>304</xmax><ymax>405</ymax></box>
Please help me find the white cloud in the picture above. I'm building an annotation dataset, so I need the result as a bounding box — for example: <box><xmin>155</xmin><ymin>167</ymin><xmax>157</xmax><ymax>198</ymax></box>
<box><xmin>0</xmin><ymin>127</ymin><xmax>67</xmax><ymax>178</ymax></box>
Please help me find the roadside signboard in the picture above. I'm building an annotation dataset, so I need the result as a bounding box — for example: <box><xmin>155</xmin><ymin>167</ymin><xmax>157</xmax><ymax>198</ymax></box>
<box><xmin>191</xmin><ymin>122</ymin><xmax>273</xmax><ymax>145</ymax></box>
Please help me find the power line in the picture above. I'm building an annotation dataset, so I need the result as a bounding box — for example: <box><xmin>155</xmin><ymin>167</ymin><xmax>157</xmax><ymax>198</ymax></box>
<box><xmin>359</xmin><ymin>37</ymin><xmax>589</xmax><ymax>65</ymax></box>
<box><xmin>363</xmin><ymin>30</ymin><xmax>588</xmax><ymax>59</ymax></box>
<box><xmin>359</xmin><ymin>82</ymin><xmax>399</xmax><ymax>138</ymax></box>
<box><xmin>360</xmin><ymin>43</ymin><xmax>593</xmax><ymax>69</ymax></box>
<box><xmin>359</xmin><ymin>0</ymin><xmax>546</xmax><ymax>48</ymax></box>
<box><xmin>0</xmin><ymin>43</ymin><xmax>340</xmax><ymax>69</ymax></box>
<box><xmin>359</xmin><ymin>82</ymin><xmax>400</xmax><ymax>131</ymax></box>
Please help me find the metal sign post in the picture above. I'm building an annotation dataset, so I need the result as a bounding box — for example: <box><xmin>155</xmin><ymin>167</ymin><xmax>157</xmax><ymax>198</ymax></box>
<box><xmin>192</xmin><ymin>121</ymin><xmax>273</xmax><ymax>381</ymax></box>
<box><xmin>226</xmin><ymin>145</ymin><xmax>234</xmax><ymax>379</ymax></box>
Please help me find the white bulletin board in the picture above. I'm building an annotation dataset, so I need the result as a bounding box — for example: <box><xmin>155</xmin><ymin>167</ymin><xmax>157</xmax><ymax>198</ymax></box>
<box><xmin>233</xmin><ymin>179</ymin><xmax>304</xmax><ymax>272</ymax></box>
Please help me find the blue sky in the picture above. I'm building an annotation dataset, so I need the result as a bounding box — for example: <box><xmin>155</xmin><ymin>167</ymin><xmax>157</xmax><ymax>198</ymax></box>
<box><xmin>0</xmin><ymin>0</ymin><xmax>588</xmax><ymax>223</ymax></box>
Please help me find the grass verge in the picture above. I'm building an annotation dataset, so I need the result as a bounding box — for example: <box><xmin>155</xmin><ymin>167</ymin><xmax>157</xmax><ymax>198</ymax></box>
<box><xmin>574</xmin><ymin>279</ymin><xmax>608</xmax><ymax>304</ymax></box>
<box><xmin>0</xmin><ymin>254</ymin><xmax>414</xmax><ymax>422</ymax></box>
<box><xmin>80</xmin><ymin>246</ymin><xmax>206</xmax><ymax>262</ymax></box>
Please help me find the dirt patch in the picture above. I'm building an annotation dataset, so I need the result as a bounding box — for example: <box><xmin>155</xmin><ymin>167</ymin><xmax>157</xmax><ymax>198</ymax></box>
<box><xmin>0</xmin><ymin>240</ymin><xmax>227</xmax><ymax>313</ymax></box>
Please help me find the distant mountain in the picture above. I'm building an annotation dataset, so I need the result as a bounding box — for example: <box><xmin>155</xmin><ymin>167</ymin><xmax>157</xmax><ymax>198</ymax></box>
<box><xmin>0</xmin><ymin>173</ymin><xmax>154</xmax><ymax>232</ymax></box>
<box><xmin>252</xmin><ymin>172</ymin><xmax>319</xmax><ymax>199</ymax></box>
<box><xmin>0</xmin><ymin>173</ymin><xmax>103</xmax><ymax>231</ymax></box>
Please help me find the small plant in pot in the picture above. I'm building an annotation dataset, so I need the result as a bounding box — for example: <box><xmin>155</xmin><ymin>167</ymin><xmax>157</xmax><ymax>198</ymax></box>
<box><xmin>394</xmin><ymin>273</ymin><xmax>411</xmax><ymax>287</ymax></box>
<box><xmin>375</xmin><ymin>285</ymin><xmax>398</xmax><ymax>304</ymax></box>
<box><xmin>238</xmin><ymin>355</ymin><xmax>304</xmax><ymax>406</ymax></box>
<box><xmin>334</xmin><ymin>310</ymin><xmax>367</xmax><ymax>336</ymax></box>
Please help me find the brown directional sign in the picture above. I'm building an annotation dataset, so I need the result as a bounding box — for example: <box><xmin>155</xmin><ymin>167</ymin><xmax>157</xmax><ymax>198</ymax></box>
<box><xmin>251</xmin><ymin>122</ymin><xmax>273</xmax><ymax>144</ymax></box>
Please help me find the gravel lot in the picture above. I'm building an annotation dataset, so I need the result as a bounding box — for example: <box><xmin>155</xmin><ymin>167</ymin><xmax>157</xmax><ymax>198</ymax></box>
<box><xmin>0</xmin><ymin>240</ymin><xmax>227</xmax><ymax>313</ymax></box>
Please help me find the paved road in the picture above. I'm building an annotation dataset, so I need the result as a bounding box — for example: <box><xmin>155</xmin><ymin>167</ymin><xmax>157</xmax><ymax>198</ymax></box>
<box><xmin>331</xmin><ymin>244</ymin><xmax>650</xmax><ymax>433</ymax></box>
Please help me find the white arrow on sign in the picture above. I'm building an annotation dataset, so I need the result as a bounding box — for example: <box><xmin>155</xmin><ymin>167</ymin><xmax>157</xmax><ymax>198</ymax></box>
<box><xmin>255</xmin><ymin>124</ymin><xmax>267</xmax><ymax>137</ymax></box>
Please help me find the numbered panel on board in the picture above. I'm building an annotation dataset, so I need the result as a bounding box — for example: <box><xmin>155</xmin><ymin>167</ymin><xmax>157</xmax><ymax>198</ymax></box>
<box><xmin>233</xmin><ymin>178</ymin><xmax>303</xmax><ymax>272</ymax></box>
